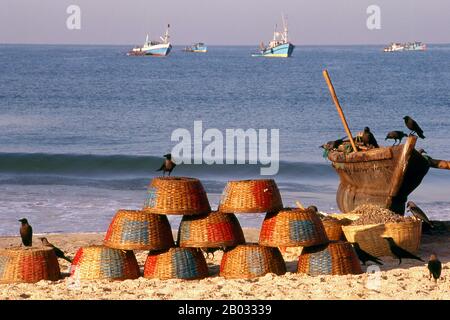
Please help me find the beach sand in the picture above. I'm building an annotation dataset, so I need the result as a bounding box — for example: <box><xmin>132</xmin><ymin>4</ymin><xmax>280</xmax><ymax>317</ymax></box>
<box><xmin>0</xmin><ymin>228</ymin><xmax>449</xmax><ymax>300</ymax></box>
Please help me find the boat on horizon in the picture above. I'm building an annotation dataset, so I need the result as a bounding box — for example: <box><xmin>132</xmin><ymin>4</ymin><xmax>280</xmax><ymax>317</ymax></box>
<box><xmin>127</xmin><ymin>24</ymin><xmax>172</xmax><ymax>57</ymax></box>
<box><xmin>383</xmin><ymin>41</ymin><xmax>426</xmax><ymax>52</ymax></box>
<box><xmin>252</xmin><ymin>15</ymin><xmax>295</xmax><ymax>58</ymax></box>
<box><xmin>183</xmin><ymin>43</ymin><xmax>207</xmax><ymax>53</ymax></box>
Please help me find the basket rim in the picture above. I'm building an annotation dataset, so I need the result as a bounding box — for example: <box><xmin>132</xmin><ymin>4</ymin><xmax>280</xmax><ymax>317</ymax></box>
<box><xmin>342</xmin><ymin>219</ymin><xmax>420</xmax><ymax>230</ymax></box>
<box><xmin>0</xmin><ymin>246</ymin><xmax>55</xmax><ymax>253</ymax></box>
<box><xmin>151</xmin><ymin>176</ymin><xmax>200</xmax><ymax>182</ymax></box>
<box><xmin>103</xmin><ymin>241</ymin><xmax>173</xmax><ymax>251</ymax></box>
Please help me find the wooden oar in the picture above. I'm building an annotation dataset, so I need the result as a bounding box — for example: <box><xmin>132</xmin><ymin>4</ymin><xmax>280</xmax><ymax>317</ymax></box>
<box><xmin>295</xmin><ymin>201</ymin><xmax>304</xmax><ymax>209</ymax></box>
<box><xmin>322</xmin><ymin>70</ymin><xmax>358</xmax><ymax>153</ymax></box>
<box><xmin>429</xmin><ymin>158</ymin><xmax>450</xmax><ymax>170</ymax></box>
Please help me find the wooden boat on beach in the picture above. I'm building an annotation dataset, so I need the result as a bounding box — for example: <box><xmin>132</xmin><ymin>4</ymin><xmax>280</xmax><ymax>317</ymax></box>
<box><xmin>327</xmin><ymin>136</ymin><xmax>430</xmax><ymax>215</ymax></box>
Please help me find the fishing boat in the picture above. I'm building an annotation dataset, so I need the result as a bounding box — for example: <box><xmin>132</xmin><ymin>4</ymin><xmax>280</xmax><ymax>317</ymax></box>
<box><xmin>183</xmin><ymin>43</ymin><xmax>207</xmax><ymax>53</ymax></box>
<box><xmin>252</xmin><ymin>15</ymin><xmax>294</xmax><ymax>58</ymax></box>
<box><xmin>327</xmin><ymin>136</ymin><xmax>430</xmax><ymax>215</ymax></box>
<box><xmin>404</xmin><ymin>41</ymin><xmax>427</xmax><ymax>51</ymax></box>
<box><xmin>383</xmin><ymin>43</ymin><xmax>405</xmax><ymax>52</ymax></box>
<box><xmin>322</xmin><ymin>69</ymin><xmax>450</xmax><ymax>215</ymax></box>
<box><xmin>127</xmin><ymin>24</ymin><xmax>172</xmax><ymax>57</ymax></box>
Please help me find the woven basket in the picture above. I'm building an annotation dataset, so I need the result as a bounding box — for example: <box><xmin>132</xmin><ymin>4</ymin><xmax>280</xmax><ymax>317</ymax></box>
<box><xmin>70</xmin><ymin>246</ymin><xmax>140</xmax><ymax>281</ymax></box>
<box><xmin>342</xmin><ymin>220</ymin><xmax>422</xmax><ymax>257</ymax></box>
<box><xmin>0</xmin><ymin>247</ymin><xmax>61</xmax><ymax>284</ymax></box>
<box><xmin>219</xmin><ymin>244</ymin><xmax>286</xmax><ymax>279</ymax></box>
<box><xmin>218</xmin><ymin>179</ymin><xmax>283</xmax><ymax>213</ymax></box>
<box><xmin>144</xmin><ymin>247</ymin><xmax>208</xmax><ymax>280</ymax></box>
<box><xmin>322</xmin><ymin>219</ymin><xmax>345</xmax><ymax>241</ymax></box>
<box><xmin>143</xmin><ymin>176</ymin><xmax>211</xmax><ymax>215</ymax></box>
<box><xmin>297</xmin><ymin>241</ymin><xmax>363</xmax><ymax>276</ymax></box>
<box><xmin>178</xmin><ymin>211</ymin><xmax>245</xmax><ymax>248</ymax></box>
<box><xmin>104</xmin><ymin>209</ymin><xmax>174</xmax><ymax>250</ymax></box>
<box><xmin>259</xmin><ymin>208</ymin><xmax>329</xmax><ymax>247</ymax></box>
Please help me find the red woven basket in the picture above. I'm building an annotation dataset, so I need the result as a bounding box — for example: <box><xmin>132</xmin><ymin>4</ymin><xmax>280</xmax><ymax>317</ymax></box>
<box><xmin>178</xmin><ymin>211</ymin><xmax>245</xmax><ymax>248</ymax></box>
<box><xmin>143</xmin><ymin>177</ymin><xmax>211</xmax><ymax>215</ymax></box>
<box><xmin>259</xmin><ymin>208</ymin><xmax>329</xmax><ymax>247</ymax></box>
<box><xmin>218</xmin><ymin>179</ymin><xmax>283</xmax><ymax>213</ymax></box>
<box><xmin>0</xmin><ymin>247</ymin><xmax>61</xmax><ymax>284</ymax></box>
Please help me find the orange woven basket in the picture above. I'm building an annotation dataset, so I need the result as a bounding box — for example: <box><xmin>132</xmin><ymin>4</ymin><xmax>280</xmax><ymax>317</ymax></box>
<box><xmin>178</xmin><ymin>211</ymin><xmax>245</xmax><ymax>248</ymax></box>
<box><xmin>218</xmin><ymin>179</ymin><xmax>283</xmax><ymax>213</ymax></box>
<box><xmin>144</xmin><ymin>247</ymin><xmax>209</xmax><ymax>280</ymax></box>
<box><xmin>104</xmin><ymin>209</ymin><xmax>174</xmax><ymax>250</ymax></box>
<box><xmin>70</xmin><ymin>246</ymin><xmax>140</xmax><ymax>281</ymax></box>
<box><xmin>322</xmin><ymin>219</ymin><xmax>345</xmax><ymax>241</ymax></box>
<box><xmin>219</xmin><ymin>244</ymin><xmax>286</xmax><ymax>279</ymax></box>
<box><xmin>0</xmin><ymin>247</ymin><xmax>61</xmax><ymax>284</ymax></box>
<box><xmin>143</xmin><ymin>176</ymin><xmax>211</xmax><ymax>215</ymax></box>
<box><xmin>259</xmin><ymin>208</ymin><xmax>329</xmax><ymax>247</ymax></box>
<box><xmin>297</xmin><ymin>241</ymin><xmax>363</xmax><ymax>276</ymax></box>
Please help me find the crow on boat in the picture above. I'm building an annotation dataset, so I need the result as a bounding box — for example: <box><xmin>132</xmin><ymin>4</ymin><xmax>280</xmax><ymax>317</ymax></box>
<box><xmin>385</xmin><ymin>131</ymin><xmax>408</xmax><ymax>145</ymax></box>
<box><xmin>403</xmin><ymin>116</ymin><xmax>425</xmax><ymax>139</ymax></box>
<box><xmin>362</xmin><ymin>127</ymin><xmax>379</xmax><ymax>148</ymax></box>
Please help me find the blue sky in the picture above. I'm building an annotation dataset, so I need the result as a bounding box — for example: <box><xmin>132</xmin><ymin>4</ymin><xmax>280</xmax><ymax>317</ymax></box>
<box><xmin>1</xmin><ymin>0</ymin><xmax>449</xmax><ymax>45</ymax></box>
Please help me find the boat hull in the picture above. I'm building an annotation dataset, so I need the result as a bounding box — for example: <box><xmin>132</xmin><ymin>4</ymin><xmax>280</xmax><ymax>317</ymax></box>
<box><xmin>328</xmin><ymin>141</ymin><xmax>430</xmax><ymax>214</ymax></box>
<box><xmin>128</xmin><ymin>43</ymin><xmax>172</xmax><ymax>57</ymax></box>
<box><xmin>253</xmin><ymin>43</ymin><xmax>295</xmax><ymax>58</ymax></box>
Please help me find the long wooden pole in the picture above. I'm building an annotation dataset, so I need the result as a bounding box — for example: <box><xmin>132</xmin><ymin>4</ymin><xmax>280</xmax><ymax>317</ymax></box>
<box><xmin>322</xmin><ymin>70</ymin><xmax>358</xmax><ymax>153</ymax></box>
<box><xmin>429</xmin><ymin>158</ymin><xmax>450</xmax><ymax>170</ymax></box>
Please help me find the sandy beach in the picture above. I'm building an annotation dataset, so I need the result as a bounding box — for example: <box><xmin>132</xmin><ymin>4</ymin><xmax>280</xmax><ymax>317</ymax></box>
<box><xmin>0</xmin><ymin>228</ymin><xmax>449</xmax><ymax>300</ymax></box>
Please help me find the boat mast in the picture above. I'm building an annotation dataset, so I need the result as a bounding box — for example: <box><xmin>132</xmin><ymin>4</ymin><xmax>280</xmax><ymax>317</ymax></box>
<box><xmin>282</xmin><ymin>14</ymin><xmax>288</xmax><ymax>42</ymax></box>
<box><xmin>160</xmin><ymin>24</ymin><xmax>170</xmax><ymax>44</ymax></box>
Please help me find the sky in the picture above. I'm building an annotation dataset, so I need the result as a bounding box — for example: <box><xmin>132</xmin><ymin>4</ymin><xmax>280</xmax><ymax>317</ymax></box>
<box><xmin>1</xmin><ymin>0</ymin><xmax>449</xmax><ymax>45</ymax></box>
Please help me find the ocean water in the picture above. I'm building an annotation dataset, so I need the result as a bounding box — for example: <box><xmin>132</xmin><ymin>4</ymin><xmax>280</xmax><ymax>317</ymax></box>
<box><xmin>1</xmin><ymin>44</ymin><xmax>450</xmax><ymax>235</ymax></box>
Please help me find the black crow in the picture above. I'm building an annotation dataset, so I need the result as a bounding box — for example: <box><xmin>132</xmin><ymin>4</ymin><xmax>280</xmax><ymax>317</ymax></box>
<box><xmin>319</xmin><ymin>137</ymin><xmax>347</xmax><ymax>151</ymax></box>
<box><xmin>39</xmin><ymin>237</ymin><xmax>72</xmax><ymax>263</ymax></box>
<box><xmin>407</xmin><ymin>201</ymin><xmax>434</xmax><ymax>228</ymax></box>
<box><xmin>427</xmin><ymin>254</ymin><xmax>442</xmax><ymax>283</ymax></box>
<box><xmin>385</xmin><ymin>131</ymin><xmax>408</xmax><ymax>145</ymax></box>
<box><xmin>352</xmin><ymin>242</ymin><xmax>383</xmax><ymax>265</ymax></box>
<box><xmin>156</xmin><ymin>153</ymin><xmax>176</xmax><ymax>176</ymax></box>
<box><xmin>362</xmin><ymin>127</ymin><xmax>379</xmax><ymax>148</ymax></box>
<box><xmin>404</xmin><ymin>116</ymin><xmax>425</xmax><ymax>139</ymax></box>
<box><xmin>307</xmin><ymin>205</ymin><xmax>318</xmax><ymax>213</ymax></box>
<box><xmin>19</xmin><ymin>218</ymin><xmax>33</xmax><ymax>247</ymax></box>
<box><xmin>383</xmin><ymin>237</ymin><xmax>424</xmax><ymax>265</ymax></box>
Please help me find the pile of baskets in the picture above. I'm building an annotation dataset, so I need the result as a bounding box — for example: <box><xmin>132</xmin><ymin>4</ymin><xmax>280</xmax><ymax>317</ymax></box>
<box><xmin>2</xmin><ymin>177</ymin><xmax>390</xmax><ymax>284</ymax></box>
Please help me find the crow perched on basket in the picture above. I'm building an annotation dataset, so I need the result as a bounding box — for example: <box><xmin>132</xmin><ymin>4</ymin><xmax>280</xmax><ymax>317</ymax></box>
<box><xmin>407</xmin><ymin>201</ymin><xmax>434</xmax><ymax>228</ymax></box>
<box><xmin>404</xmin><ymin>116</ymin><xmax>425</xmax><ymax>139</ymax></box>
<box><xmin>39</xmin><ymin>237</ymin><xmax>72</xmax><ymax>263</ymax></box>
<box><xmin>19</xmin><ymin>218</ymin><xmax>33</xmax><ymax>247</ymax></box>
<box><xmin>383</xmin><ymin>237</ymin><xmax>424</xmax><ymax>265</ymax></box>
<box><xmin>156</xmin><ymin>153</ymin><xmax>176</xmax><ymax>176</ymax></box>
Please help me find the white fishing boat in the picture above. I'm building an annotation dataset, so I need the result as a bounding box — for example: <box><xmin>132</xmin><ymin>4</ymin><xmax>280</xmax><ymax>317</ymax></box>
<box><xmin>383</xmin><ymin>43</ymin><xmax>405</xmax><ymax>52</ymax></box>
<box><xmin>252</xmin><ymin>14</ymin><xmax>295</xmax><ymax>58</ymax></box>
<box><xmin>127</xmin><ymin>24</ymin><xmax>172</xmax><ymax>57</ymax></box>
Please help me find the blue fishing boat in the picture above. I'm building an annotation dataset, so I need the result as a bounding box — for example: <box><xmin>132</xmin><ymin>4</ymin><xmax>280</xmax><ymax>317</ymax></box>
<box><xmin>252</xmin><ymin>15</ymin><xmax>295</xmax><ymax>58</ymax></box>
<box><xmin>183</xmin><ymin>43</ymin><xmax>207</xmax><ymax>53</ymax></box>
<box><xmin>127</xmin><ymin>24</ymin><xmax>172</xmax><ymax>57</ymax></box>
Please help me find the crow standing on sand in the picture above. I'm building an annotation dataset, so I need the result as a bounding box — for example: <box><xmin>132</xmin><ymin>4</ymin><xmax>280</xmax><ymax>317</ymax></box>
<box><xmin>404</xmin><ymin>116</ymin><xmax>425</xmax><ymax>139</ymax></box>
<box><xmin>383</xmin><ymin>237</ymin><xmax>424</xmax><ymax>265</ymax></box>
<box><xmin>156</xmin><ymin>153</ymin><xmax>176</xmax><ymax>176</ymax></box>
<box><xmin>385</xmin><ymin>131</ymin><xmax>408</xmax><ymax>145</ymax></box>
<box><xmin>352</xmin><ymin>242</ymin><xmax>383</xmax><ymax>266</ymax></box>
<box><xmin>407</xmin><ymin>201</ymin><xmax>434</xmax><ymax>228</ymax></box>
<box><xmin>19</xmin><ymin>218</ymin><xmax>33</xmax><ymax>247</ymax></box>
<box><xmin>427</xmin><ymin>254</ymin><xmax>442</xmax><ymax>283</ymax></box>
<box><xmin>362</xmin><ymin>127</ymin><xmax>379</xmax><ymax>148</ymax></box>
<box><xmin>39</xmin><ymin>237</ymin><xmax>72</xmax><ymax>263</ymax></box>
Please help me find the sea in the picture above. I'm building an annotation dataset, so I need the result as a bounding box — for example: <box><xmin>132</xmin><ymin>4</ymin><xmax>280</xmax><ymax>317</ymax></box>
<box><xmin>1</xmin><ymin>44</ymin><xmax>450</xmax><ymax>235</ymax></box>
